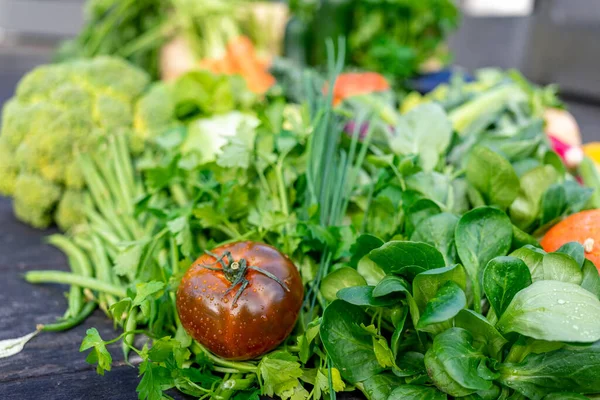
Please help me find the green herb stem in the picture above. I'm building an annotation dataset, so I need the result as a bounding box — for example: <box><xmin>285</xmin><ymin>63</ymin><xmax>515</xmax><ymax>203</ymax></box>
<box><xmin>327</xmin><ymin>357</ymin><xmax>336</xmax><ymax>400</ymax></box>
<box><xmin>218</xmin><ymin>222</ymin><xmax>242</xmax><ymax>239</ymax></box>
<box><xmin>212</xmin><ymin>367</ymin><xmax>242</xmax><ymax>374</ymax></box>
<box><xmin>118</xmin><ymin>21</ymin><xmax>171</xmax><ymax>58</ymax></box>
<box><xmin>275</xmin><ymin>158</ymin><xmax>290</xmax><ymax>217</ymax></box>
<box><xmin>220</xmin><ymin>376</ymin><xmax>255</xmax><ymax>392</ymax></box>
<box><xmin>170</xmin><ymin>183</ymin><xmax>190</xmax><ymax>207</ymax></box>
<box><xmin>137</xmin><ymin>228</ymin><xmax>169</xmax><ymax>278</ymax></box>
<box><xmin>190</xmin><ymin>342</ymin><xmax>257</xmax><ymax>373</ymax></box>
<box><xmin>169</xmin><ymin>236</ymin><xmax>179</xmax><ymax>275</ymax></box>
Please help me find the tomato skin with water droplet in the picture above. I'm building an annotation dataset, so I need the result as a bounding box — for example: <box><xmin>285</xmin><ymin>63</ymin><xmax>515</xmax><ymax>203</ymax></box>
<box><xmin>176</xmin><ymin>241</ymin><xmax>304</xmax><ymax>360</ymax></box>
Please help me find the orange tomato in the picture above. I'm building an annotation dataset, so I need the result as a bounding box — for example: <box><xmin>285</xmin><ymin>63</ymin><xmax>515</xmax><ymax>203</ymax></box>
<box><xmin>329</xmin><ymin>72</ymin><xmax>390</xmax><ymax>106</ymax></box>
<box><xmin>541</xmin><ymin>209</ymin><xmax>600</xmax><ymax>270</ymax></box>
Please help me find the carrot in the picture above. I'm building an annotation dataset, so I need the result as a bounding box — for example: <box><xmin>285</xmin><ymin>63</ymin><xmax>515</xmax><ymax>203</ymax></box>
<box><xmin>196</xmin><ymin>35</ymin><xmax>275</xmax><ymax>95</ymax></box>
<box><xmin>227</xmin><ymin>36</ymin><xmax>275</xmax><ymax>94</ymax></box>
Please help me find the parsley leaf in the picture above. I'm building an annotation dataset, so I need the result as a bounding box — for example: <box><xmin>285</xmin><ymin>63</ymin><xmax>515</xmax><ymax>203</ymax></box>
<box><xmin>258</xmin><ymin>351</ymin><xmax>304</xmax><ymax>399</ymax></box>
<box><xmin>80</xmin><ymin>328</ymin><xmax>112</xmax><ymax>375</ymax></box>
<box><xmin>109</xmin><ymin>297</ymin><xmax>132</xmax><ymax>322</ymax></box>
<box><xmin>114</xmin><ymin>244</ymin><xmax>143</xmax><ymax>281</ymax></box>
<box><xmin>133</xmin><ymin>281</ymin><xmax>165</xmax><ymax>307</ymax></box>
<box><xmin>217</xmin><ymin>119</ymin><xmax>258</xmax><ymax>169</ymax></box>
<box><xmin>133</xmin><ymin>281</ymin><xmax>165</xmax><ymax>317</ymax></box>
<box><xmin>137</xmin><ymin>360</ymin><xmax>173</xmax><ymax>400</ymax></box>
<box><xmin>167</xmin><ymin>216</ymin><xmax>193</xmax><ymax>258</ymax></box>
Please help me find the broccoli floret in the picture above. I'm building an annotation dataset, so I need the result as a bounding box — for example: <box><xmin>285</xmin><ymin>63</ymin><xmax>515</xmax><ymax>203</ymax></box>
<box><xmin>0</xmin><ymin>56</ymin><xmax>150</xmax><ymax>229</ymax></box>
<box><xmin>78</xmin><ymin>56</ymin><xmax>150</xmax><ymax>97</ymax></box>
<box><xmin>95</xmin><ymin>94</ymin><xmax>134</xmax><ymax>130</ymax></box>
<box><xmin>0</xmin><ymin>138</ymin><xmax>18</xmax><ymax>195</ymax></box>
<box><xmin>15</xmin><ymin>64</ymin><xmax>71</xmax><ymax>101</ymax></box>
<box><xmin>132</xmin><ymin>82</ymin><xmax>180</xmax><ymax>152</ymax></box>
<box><xmin>12</xmin><ymin>174</ymin><xmax>61</xmax><ymax>228</ymax></box>
<box><xmin>55</xmin><ymin>189</ymin><xmax>87</xmax><ymax>232</ymax></box>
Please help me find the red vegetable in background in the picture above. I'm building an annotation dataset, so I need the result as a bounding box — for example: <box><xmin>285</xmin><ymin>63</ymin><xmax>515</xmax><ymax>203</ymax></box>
<box><xmin>328</xmin><ymin>72</ymin><xmax>390</xmax><ymax>105</ymax></box>
<box><xmin>176</xmin><ymin>241</ymin><xmax>303</xmax><ymax>360</ymax></box>
<box><xmin>549</xmin><ymin>135</ymin><xmax>584</xmax><ymax>169</ymax></box>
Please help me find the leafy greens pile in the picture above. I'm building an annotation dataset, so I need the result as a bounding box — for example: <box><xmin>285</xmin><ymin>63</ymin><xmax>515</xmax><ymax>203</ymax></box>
<box><xmin>56</xmin><ymin>0</ymin><xmax>282</xmax><ymax>80</ymax></box>
<box><xmin>6</xmin><ymin>52</ymin><xmax>600</xmax><ymax>400</ymax></box>
<box><xmin>286</xmin><ymin>0</ymin><xmax>459</xmax><ymax>80</ymax></box>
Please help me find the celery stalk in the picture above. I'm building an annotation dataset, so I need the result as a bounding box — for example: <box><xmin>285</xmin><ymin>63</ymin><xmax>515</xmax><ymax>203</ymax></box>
<box><xmin>449</xmin><ymin>84</ymin><xmax>523</xmax><ymax>136</ymax></box>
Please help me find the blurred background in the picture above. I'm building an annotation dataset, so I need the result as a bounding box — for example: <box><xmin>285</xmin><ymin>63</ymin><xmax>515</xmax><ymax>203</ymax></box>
<box><xmin>0</xmin><ymin>0</ymin><xmax>599</xmax><ymax>141</ymax></box>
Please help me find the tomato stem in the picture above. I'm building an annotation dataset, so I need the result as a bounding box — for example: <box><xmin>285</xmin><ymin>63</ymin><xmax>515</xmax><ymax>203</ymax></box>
<box><xmin>200</xmin><ymin>250</ymin><xmax>290</xmax><ymax>307</ymax></box>
<box><xmin>285</xmin><ymin>344</ymin><xmax>301</xmax><ymax>353</ymax></box>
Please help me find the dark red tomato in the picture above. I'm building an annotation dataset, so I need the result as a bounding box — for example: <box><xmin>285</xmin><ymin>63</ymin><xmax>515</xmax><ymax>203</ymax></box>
<box><xmin>176</xmin><ymin>241</ymin><xmax>304</xmax><ymax>360</ymax></box>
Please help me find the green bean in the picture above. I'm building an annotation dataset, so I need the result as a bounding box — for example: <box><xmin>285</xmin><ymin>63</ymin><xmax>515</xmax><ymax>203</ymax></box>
<box><xmin>91</xmin><ymin>235</ymin><xmax>117</xmax><ymax>308</ymax></box>
<box><xmin>109</xmin><ymin>136</ymin><xmax>133</xmax><ymax>214</ymax></box>
<box><xmin>94</xmin><ymin>147</ymin><xmax>141</xmax><ymax>238</ymax></box>
<box><xmin>47</xmin><ymin>234</ymin><xmax>91</xmax><ymax>317</ymax></box>
<box><xmin>41</xmin><ymin>301</ymin><xmax>97</xmax><ymax>332</ymax></box>
<box><xmin>121</xmin><ymin>214</ymin><xmax>143</xmax><ymax>240</ymax></box>
<box><xmin>89</xmin><ymin>228</ymin><xmax>119</xmax><ymax>253</ymax></box>
<box><xmin>25</xmin><ymin>271</ymin><xmax>126</xmax><ymax>298</ymax></box>
<box><xmin>104</xmin><ymin>243</ymin><xmax>118</xmax><ymax>263</ymax></box>
<box><xmin>66</xmin><ymin>286</ymin><xmax>83</xmax><ymax>318</ymax></box>
<box><xmin>122</xmin><ymin>307</ymin><xmax>138</xmax><ymax>360</ymax></box>
<box><xmin>115</xmin><ymin>134</ymin><xmax>135</xmax><ymax>195</ymax></box>
<box><xmin>91</xmin><ymin>235</ymin><xmax>114</xmax><ymax>284</ymax></box>
<box><xmin>79</xmin><ymin>154</ymin><xmax>132</xmax><ymax>241</ymax></box>
<box><xmin>85</xmin><ymin>210</ymin><xmax>120</xmax><ymax>244</ymax></box>
<box><xmin>46</xmin><ymin>235</ymin><xmax>93</xmax><ymax>277</ymax></box>
<box><xmin>78</xmin><ymin>154</ymin><xmax>113</xmax><ymax>215</ymax></box>
<box><xmin>72</xmin><ymin>235</ymin><xmax>93</xmax><ymax>253</ymax></box>
<box><xmin>94</xmin><ymin>150</ymin><xmax>125</xmax><ymax>212</ymax></box>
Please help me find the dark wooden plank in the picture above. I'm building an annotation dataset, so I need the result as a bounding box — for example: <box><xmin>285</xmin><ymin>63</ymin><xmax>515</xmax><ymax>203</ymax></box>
<box><xmin>0</xmin><ymin>197</ymin><xmax>66</xmax><ymax>269</ymax></box>
<box><xmin>2</xmin><ymin>366</ymin><xmax>142</xmax><ymax>400</ymax></box>
<box><xmin>2</xmin><ymin>367</ymin><xmax>362</xmax><ymax>400</ymax></box>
